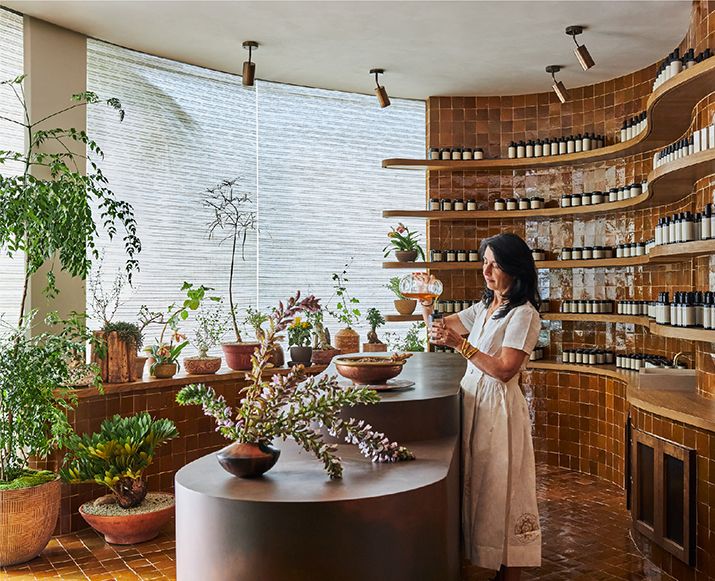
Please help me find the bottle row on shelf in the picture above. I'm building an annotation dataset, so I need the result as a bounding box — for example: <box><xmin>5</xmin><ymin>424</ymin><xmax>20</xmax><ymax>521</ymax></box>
<box><xmin>653</xmin><ymin>123</ymin><xmax>715</xmax><ymax>169</ymax></box>
<box><xmin>653</xmin><ymin>290</ymin><xmax>715</xmax><ymax>329</ymax></box>
<box><xmin>427</xmin><ymin>147</ymin><xmax>485</xmax><ymax>161</ymax></box>
<box><xmin>505</xmin><ymin>134</ymin><xmax>607</xmax><ymax>159</ymax></box>
<box><xmin>559</xmin><ymin>300</ymin><xmax>615</xmax><ymax>314</ymax></box>
<box><xmin>561</xmin><ymin>349</ymin><xmax>682</xmax><ymax>370</ymax></box>
<box><xmin>619</xmin><ymin>113</ymin><xmax>647</xmax><ymax>143</ymax></box>
<box><xmin>429</xmin><ymin>198</ymin><xmax>480</xmax><ymax>212</ymax></box>
<box><xmin>653</xmin><ymin>46</ymin><xmax>712</xmax><ymax>91</ymax></box>
<box><xmin>560</xmin><ymin>182</ymin><xmax>646</xmax><ymax>207</ymax></box>
<box><xmin>430</xmin><ymin>249</ymin><xmax>481</xmax><ymax>263</ymax></box>
<box><xmin>655</xmin><ymin>206</ymin><xmax>715</xmax><ymax>245</ymax></box>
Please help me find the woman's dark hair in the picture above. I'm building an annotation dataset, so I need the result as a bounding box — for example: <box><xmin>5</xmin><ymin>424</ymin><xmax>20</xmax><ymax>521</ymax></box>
<box><xmin>479</xmin><ymin>233</ymin><xmax>541</xmax><ymax>318</ymax></box>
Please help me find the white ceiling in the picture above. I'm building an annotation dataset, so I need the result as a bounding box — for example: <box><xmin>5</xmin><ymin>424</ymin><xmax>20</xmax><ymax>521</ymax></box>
<box><xmin>2</xmin><ymin>0</ymin><xmax>692</xmax><ymax>100</ymax></box>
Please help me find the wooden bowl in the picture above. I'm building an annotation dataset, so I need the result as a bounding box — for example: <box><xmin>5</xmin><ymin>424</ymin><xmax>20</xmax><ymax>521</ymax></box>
<box><xmin>334</xmin><ymin>355</ymin><xmax>406</xmax><ymax>385</ymax></box>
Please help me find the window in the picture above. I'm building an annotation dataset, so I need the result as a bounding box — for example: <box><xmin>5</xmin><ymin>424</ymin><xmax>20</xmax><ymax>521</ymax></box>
<box><xmin>0</xmin><ymin>9</ymin><xmax>25</xmax><ymax>324</ymax></box>
<box><xmin>87</xmin><ymin>41</ymin><xmax>425</xmax><ymax>354</ymax></box>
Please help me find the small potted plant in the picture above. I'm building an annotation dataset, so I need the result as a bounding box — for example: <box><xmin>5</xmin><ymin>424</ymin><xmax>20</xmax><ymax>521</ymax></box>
<box><xmin>383</xmin><ymin>223</ymin><xmax>425</xmax><ymax>262</ymax></box>
<box><xmin>287</xmin><ymin>316</ymin><xmax>313</xmax><ymax>365</ymax></box>
<box><xmin>244</xmin><ymin>306</ymin><xmax>284</xmax><ymax>367</ymax></box>
<box><xmin>204</xmin><ymin>178</ymin><xmax>259</xmax><ymax>371</ymax></box>
<box><xmin>184</xmin><ymin>299</ymin><xmax>229</xmax><ymax>375</ymax></box>
<box><xmin>308</xmin><ymin>308</ymin><xmax>340</xmax><ymax>365</ymax></box>
<box><xmin>363</xmin><ymin>308</ymin><xmax>387</xmax><ymax>353</ymax></box>
<box><xmin>328</xmin><ymin>265</ymin><xmax>361</xmax><ymax>354</ymax></box>
<box><xmin>383</xmin><ymin>321</ymin><xmax>427</xmax><ymax>353</ymax></box>
<box><xmin>176</xmin><ymin>292</ymin><xmax>414</xmax><ymax>480</ymax></box>
<box><xmin>385</xmin><ymin>276</ymin><xmax>417</xmax><ymax>315</ymax></box>
<box><xmin>60</xmin><ymin>412</ymin><xmax>178</xmax><ymax>544</ymax></box>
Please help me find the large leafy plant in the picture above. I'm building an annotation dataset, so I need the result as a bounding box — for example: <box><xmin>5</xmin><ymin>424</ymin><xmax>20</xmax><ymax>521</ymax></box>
<box><xmin>60</xmin><ymin>412</ymin><xmax>178</xmax><ymax>508</ymax></box>
<box><xmin>176</xmin><ymin>292</ymin><xmax>414</xmax><ymax>480</ymax></box>
<box><xmin>0</xmin><ymin>75</ymin><xmax>141</xmax><ymax>324</ymax></box>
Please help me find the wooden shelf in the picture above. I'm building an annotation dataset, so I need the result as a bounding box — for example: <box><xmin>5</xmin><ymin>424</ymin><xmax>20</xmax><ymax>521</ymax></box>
<box><xmin>537</xmin><ymin>256</ymin><xmax>649</xmax><ymax>269</ymax></box>
<box><xmin>382</xmin><ymin>261</ymin><xmax>482</xmax><ymax>270</ymax></box>
<box><xmin>648</xmin><ymin>238</ymin><xmax>715</xmax><ymax>262</ymax></box>
<box><xmin>385</xmin><ymin>314</ymin><xmax>422</xmax><ymax>322</ymax></box>
<box><xmin>383</xmin><ymin>58</ymin><xmax>715</xmax><ymax>172</ymax></box>
<box><xmin>648</xmin><ymin>321</ymin><xmax>715</xmax><ymax>343</ymax></box>
<box><xmin>528</xmin><ymin>360</ymin><xmax>633</xmax><ymax>381</ymax></box>
<box><xmin>647</xmin><ymin>148</ymin><xmax>715</xmax><ymax>204</ymax></box>
<box><xmin>542</xmin><ymin>313</ymin><xmax>650</xmax><ymax>327</ymax></box>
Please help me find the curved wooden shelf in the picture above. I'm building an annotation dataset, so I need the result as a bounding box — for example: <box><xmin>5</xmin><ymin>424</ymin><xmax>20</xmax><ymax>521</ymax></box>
<box><xmin>528</xmin><ymin>360</ymin><xmax>633</xmax><ymax>381</ymax></box>
<box><xmin>383</xmin><ymin>57</ymin><xmax>715</xmax><ymax>172</ymax></box>
<box><xmin>385</xmin><ymin>314</ymin><xmax>422</xmax><ymax>322</ymax></box>
<box><xmin>382</xmin><ymin>261</ymin><xmax>482</xmax><ymax>270</ymax></box>
<box><xmin>647</xmin><ymin>148</ymin><xmax>715</xmax><ymax>204</ymax></box>
<box><xmin>542</xmin><ymin>313</ymin><xmax>650</xmax><ymax>327</ymax></box>
<box><xmin>537</xmin><ymin>256</ymin><xmax>649</xmax><ymax>269</ymax></box>
<box><xmin>648</xmin><ymin>321</ymin><xmax>715</xmax><ymax>343</ymax></box>
<box><xmin>648</xmin><ymin>238</ymin><xmax>715</xmax><ymax>262</ymax></box>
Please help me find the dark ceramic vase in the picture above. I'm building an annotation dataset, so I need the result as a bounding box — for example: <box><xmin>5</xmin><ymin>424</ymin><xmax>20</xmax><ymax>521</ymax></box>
<box><xmin>289</xmin><ymin>345</ymin><xmax>312</xmax><ymax>365</ymax></box>
<box><xmin>216</xmin><ymin>442</ymin><xmax>281</xmax><ymax>478</ymax></box>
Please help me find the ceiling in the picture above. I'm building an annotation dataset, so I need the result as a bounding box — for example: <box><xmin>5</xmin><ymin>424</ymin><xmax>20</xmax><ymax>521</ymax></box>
<box><xmin>2</xmin><ymin>0</ymin><xmax>692</xmax><ymax>100</ymax></box>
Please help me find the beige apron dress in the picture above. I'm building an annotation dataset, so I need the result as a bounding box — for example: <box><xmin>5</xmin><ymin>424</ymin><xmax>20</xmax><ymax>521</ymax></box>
<box><xmin>457</xmin><ymin>301</ymin><xmax>542</xmax><ymax>570</ymax></box>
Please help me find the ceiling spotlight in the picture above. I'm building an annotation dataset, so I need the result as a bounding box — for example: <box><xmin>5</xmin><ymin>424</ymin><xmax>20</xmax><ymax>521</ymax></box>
<box><xmin>566</xmin><ymin>25</ymin><xmax>595</xmax><ymax>71</ymax></box>
<box><xmin>370</xmin><ymin>68</ymin><xmax>391</xmax><ymax>108</ymax></box>
<box><xmin>546</xmin><ymin>65</ymin><xmax>569</xmax><ymax>104</ymax></box>
<box><xmin>242</xmin><ymin>40</ymin><xmax>259</xmax><ymax>86</ymax></box>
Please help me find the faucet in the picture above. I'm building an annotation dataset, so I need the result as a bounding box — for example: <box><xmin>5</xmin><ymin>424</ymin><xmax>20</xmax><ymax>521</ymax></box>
<box><xmin>672</xmin><ymin>351</ymin><xmax>693</xmax><ymax>368</ymax></box>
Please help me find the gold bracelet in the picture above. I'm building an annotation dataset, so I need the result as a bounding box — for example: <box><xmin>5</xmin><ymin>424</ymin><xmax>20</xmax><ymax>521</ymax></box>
<box><xmin>459</xmin><ymin>338</ymin><xmax>479</xmax><ymax>360</ymax></box>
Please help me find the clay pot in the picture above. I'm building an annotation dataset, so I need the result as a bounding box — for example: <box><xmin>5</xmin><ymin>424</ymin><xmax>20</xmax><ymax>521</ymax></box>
<box><xmin>334</xmin><ymin>355</ymin><xmax>405</xmax><ymax>384</ymax></box>
<box><xmin>79</xmin><ymin>497</ymin><xmax>174</xmax><ymax>544</ymax></box>
<box><xmin>152</xmin><ymin>363</ymin><xmax>177</xmax><ymax>379</ymax></box>
<box><xmin>363</xmin><ymin>342</ymin><xmax>388</xmax><ymax>353</ymax></box>
<box><xmin>133</xmin><ymin>356</ymin><xmax>148</xmax><ymax>380</ymax></box>
<box><xmin>271</xmin><ymin>344</ymin><xmax>285</xmax><ymax>368</ymax></box>
<box><xmin>222</xmin><ymin>342</ymin><xmax>261</xmax><ymax>371</ymax></box>
<box><xmin>0</xmin><ymin>478</ymin><xmax>59</xmax><ymax>566</ymax></box>
<box><xmin>183</xmin><ymin>356</ymin><xmax>222</xmax><ymax>375</ymax></box>
<box><xmin>216</xmin><ymin>442</ymin><xmax>281</xmax><ymax>478</ymax></box>
<box><xmin>289</xmin><ymin>345</ymin><xmax>312</xmax><ymax>365</ymax></box>
<box><xmin>395</xmin><ymin>250</ymin><xmax>418</xmax><ymax>262</ymax></box>
<box><xmin>394</xmin><ymin>299</ymin><xmax>417</xmax><ymax>315</ymax></box>
<box><xmin>334</xmin><ymin>328</ymin><xmax>360</xmax><ymax>354</ymax></box>
<box><xmin>311</xmin><ymin>347</ymin><xmax>341</xmax><ymax>366</ymax></box>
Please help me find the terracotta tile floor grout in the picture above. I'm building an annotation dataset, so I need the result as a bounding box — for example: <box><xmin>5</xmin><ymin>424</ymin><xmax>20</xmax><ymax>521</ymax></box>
<box><xmin>2</xmin><ymin>463</ymin><xmax>674</xmax><ymax>580</ymax></box>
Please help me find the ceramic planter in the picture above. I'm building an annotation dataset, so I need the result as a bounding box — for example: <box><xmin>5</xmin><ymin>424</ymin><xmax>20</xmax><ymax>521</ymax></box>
<box><xmin>363</xmin><ymin>342</ymin><xmax>388</xmax><ymax>353</ymax></box>
<box><xmin>152</xmin><ymin>363</ymin><xmax>177</xmax><ymax>379</ymax></box>
<box><xmin>334</xmin><ymin>328</ymin><xmax>360</xmax><ymax>354</ymax></box>
<box><xmin>216</xmin><ymin>442</ymin><xmax>281</xmax><ymax>478</ymax></box>
<box><xmin>334</xmin><ymin>355</ymin><xmax>406</xmax><ymax>384</ymax></box>
<box><xmin>183</xmin><ymin>356</ymin><xmax>222</xmax><ymax>375</ymax></box>
<box><xmin>79</xmin><ymin>495</ymin><xmax>174</xmax><ymax>544</ymax></box>
<box><xmin>395</xmin><ymin>250</ymin><xmax>418</xmax><ymax>262</ymax></box>
<box><xmin>289</xmin><ymin>345</ymin><xmax>312</xmax><ymax>365</ymax></box>
<box><xmin>0</xmin><ymin>478</ymin><xmax>60</xmax><ymax>566</ymax></box>
<box><xmin>394</xmin><ymin>298</ymin><xmax>417</xmax><ymax>315</ymax></box>
<box><xmin>133</xmin><ymin>355</ymin><xmax>148</xmax><ymax>380</ymax></box>
<box><xmin>222</xmin><ymin>342</ymin><xmax>261</xmax><ymax>371</ymax></box>
<box><xmin>311</xmin><ymin>347</ymin><xmax>341</xmax><ymax>366</ymax></box>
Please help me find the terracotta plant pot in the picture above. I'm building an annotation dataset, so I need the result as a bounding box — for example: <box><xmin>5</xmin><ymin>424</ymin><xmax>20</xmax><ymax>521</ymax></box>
<box><xmin>363</xmin><ymin>342</ymin><xmax>388</xmax><ymax>353</ymax></box>
<box><xmin>311</xmin><ymin>347</ymin><xmax>341</xmax><ymax>366</ymax></box>
<box><xmin>394</xmin><ymin>298</ymin><xmax>417</xmax><ymax>315</ymax></box>
<box><xmin>152</xmin><ymin>363</ymin><xmax>177</xmax><ymax>379</ymax></box>
<box><xmin>334</xmin><ymin>328</ymin><xmax>360</xmax><ymax>354</ymax></box>
<box><xmin>0</xmin><ymin>478</ymin><xmax>60</xmax><ymax>566</ymax></box>
<box><xmin>271</xmin><ymin>344</ymin><xmax>285</xmax><ymax>368</ymax></box>
<box><xmin>395</xmin><ymin>250</ymin><xmax>418</xmax><ymax>262</ymax></box>
<box><xmin>216</xmin><ymin>442</ymin><xmax>281</xmax><ymax>478</ymax></box>
<box><xmin>133</xmin><ymin>355</ymin><xmax>148</xmax><ymax>380</ymax></box>
<box><xmin>79</xmin><ymin>495</ymin><xmax>174</xmax><ymax>545</ymax></box>
<box><xmin>183</xmin><ymin>356</ymin><xmax>222</xmax><ymax>375</ymax></box>
<box><xmin>289</xmin><ymin>345</ymin><xmax>312</xmax><ymax>365</ymax></box>
<box><xmin>222</xmin><ymin>342</ymin><xmax>260</xmax><ymax>371</ymax></box>
<box><xmin>334</xmin><ymin>355</ymin><xmax>406</xmax><ymax>384</ymax></box>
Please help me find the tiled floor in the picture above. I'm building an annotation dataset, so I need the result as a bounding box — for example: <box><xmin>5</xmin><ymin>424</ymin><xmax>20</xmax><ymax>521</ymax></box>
<box><xmin>2</xmin><ymin>464</ymin><xmax>672</xmax><ymax>581</ymax></box>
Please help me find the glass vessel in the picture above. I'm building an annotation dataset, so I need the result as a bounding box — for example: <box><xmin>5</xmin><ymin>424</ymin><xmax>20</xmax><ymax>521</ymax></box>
<box><xmin>399</xmin><ymin>273</ymin><xmax>443</xmax><ymax>302</ymax></box>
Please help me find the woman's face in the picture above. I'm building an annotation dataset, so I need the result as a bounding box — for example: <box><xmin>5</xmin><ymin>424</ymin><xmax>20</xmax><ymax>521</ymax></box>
<box><xmin>483</xmin><ymin>246</ymin><xmax>513</xmax><ymax>296</ymax></box>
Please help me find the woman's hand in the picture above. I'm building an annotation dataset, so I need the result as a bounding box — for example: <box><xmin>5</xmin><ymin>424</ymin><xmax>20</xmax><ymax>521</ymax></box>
<box><xmin>414</xmin><ymin>272</ymin><xmax>439</xmax><ymax>307</ymax></box>
<box><xmin>429</xmin><ymin>320</ymin><xmax>463</xmax><ymax>350</ymax></box>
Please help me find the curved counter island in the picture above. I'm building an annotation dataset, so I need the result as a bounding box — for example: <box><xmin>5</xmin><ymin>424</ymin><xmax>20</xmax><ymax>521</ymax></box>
<box><xmin>175</xmin><ymin>352</ymin><xmax>466</xmax><ymax>581</ymax></box>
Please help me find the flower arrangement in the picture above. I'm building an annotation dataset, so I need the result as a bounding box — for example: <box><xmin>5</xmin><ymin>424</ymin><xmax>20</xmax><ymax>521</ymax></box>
<box><xmin>382</xmin><ymin>223</ymin><xmax>425</xmax><ymax>260</ymax></box>
<box><xmin>287</xmin><ymin>316</ymin><xmax>312</xmax><ymax>347</ymax></box>
<box><xmin>60</xmin><ymin>412</ymin><xmax>178</xmax><ymax>508</ymax></box>
<box><xmin>176</xmin><ymin>292</ymin><xmax>414</xmax><ymax>480</ymax></box>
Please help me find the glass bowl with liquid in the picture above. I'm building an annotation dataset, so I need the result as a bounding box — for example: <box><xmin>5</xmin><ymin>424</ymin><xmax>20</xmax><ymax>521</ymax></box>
<box><xmin>399</xmin><ymin>273</ymin><xmax>444</xmax><ymax>303</ymax></box>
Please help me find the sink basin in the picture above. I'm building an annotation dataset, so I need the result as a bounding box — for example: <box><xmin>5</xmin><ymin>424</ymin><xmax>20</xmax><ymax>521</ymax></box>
<box><xmin>638</xmin><ymin>368</ymin><xmax>695</xmax><ymax>391</ymax></box>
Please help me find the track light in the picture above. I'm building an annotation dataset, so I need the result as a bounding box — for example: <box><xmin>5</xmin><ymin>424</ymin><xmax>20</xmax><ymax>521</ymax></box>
<box><xmin>566</xmin><ymin>25</ymin><xmax>595</xmax><ymax>71</ymax></box>
<box><xmin>370</xmin><ymin>68</ymin><xmax>391</xmax><ymax>108</ymax></box>
<box><xmin>242</xmin><ymin>41</ymin><xmax>259</xmax><ymax>86</ymax></box>
<box><xmin>546</xmin><ymin>65</ymin><xmax>569</xmax><ymax>104</ymax></box>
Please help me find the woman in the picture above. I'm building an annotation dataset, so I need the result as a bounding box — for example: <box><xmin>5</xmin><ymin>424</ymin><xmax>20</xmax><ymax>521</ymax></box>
<box><xmin>424</xmin><ymin>232</ymin><xmax>541</xmax><ymax>581</ymax></box>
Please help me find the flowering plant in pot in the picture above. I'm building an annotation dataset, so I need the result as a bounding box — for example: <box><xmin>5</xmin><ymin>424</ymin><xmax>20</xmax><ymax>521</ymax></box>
<box><xmin>204</xmin><ymin>178</ymin><xmax>258</xmax><ymax>371</ymax></box>
<box><xmin>382</xmin><ymin>223</ymin><xmax>425</xmax><ymax>262</ymax></box>
<box><xmin>287</xmin><ymin>316</ymin><xmax>312</xmax><ymax>365</ymax></box>
<box><xmin>184</xmin><ymin>299</ymin><xmax>229</xmax><ymax>375</ymax></box>
<box><xmin>328</xmin><ymin>265</ymin><xmax>361</xmax><ymax>354</ymax></box>
<box><xmin>244</xmin><ymin>306</ymin><xmax>284</xmax><ymax>367</ymax></box>
<box><xmin>363</xmin><ymin>307</ymin><xmax>387</xmax><ymax>353</ymax></box>
<box><xmin>60</xmin><ymin>412</ymin><xmax>178</xmax><ymax>544</ymax></box>
<box><xmin>176</xmin><ymin>292</ymin><xmax>414</xmax><ymax>479</ymax></box>
<box><xmin>307</xmin><ymin>308</ymin><xmax>340</xmax><ymax>365</ymax></box>
<box><xmin>385</xmin><ymin>275</ymin><xmax>417</xmax><ymax>315</ymax></box>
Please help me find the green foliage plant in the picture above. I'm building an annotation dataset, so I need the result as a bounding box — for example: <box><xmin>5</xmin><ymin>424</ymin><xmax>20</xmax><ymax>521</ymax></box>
<box><xmin>60</xmin><ymin>412</ymin><xmax>178</xmax><ymax>509</ymax></box>
<box><xmin>385</xmin><ymin>276</ymin><xmax>406</xmax><ymax>300</ymax></box>
<box><xmin>382</xmin><ymin>223</ymin><xmax>425</xmax><ymax>260</ymax></box>
<box><xmin>243</xmin><ymin>306</ymin><xmax>269</xmax><ymax>341</ymax></box>
<box><xmin>0</xmin><ymin>75</ymin><xmax>141</xmax><ymax>324</ymax></box>
<box><xmin>383</xmin><ymin>321</ymin><xmax>427</xmax><ymax>353</ymax></box>
<box><xmin>204</xmin><ymin>178</ymin><xmax>257</xmax><ymax>343</ymax></box>
<box><xmin>176</xmin><ymin>292</ymin><xmax>414</xmax><ymax>480</ymax></box>
<box><xmin>193</xmin><ymin>299</ymin><xmax>229</xmax><ymax>358</ymax></box>
<box><xmin>366</xmin><ymin>308</ymin><xmax>385</xmax><ymax>344</ymax></box>
<box><xmin>328</xmin><ymin>263</ymin><xmax>361</xmax><ymax>329</ymax></box>
<box><xmin>102</xmin><ymin>321</ymin><xmax>143</xmax><ymax>350</ymax></box>
<box><xmin>307</xmin><ymin>308</ymin><xmax>331</xmax><ymax>350</ymax></box>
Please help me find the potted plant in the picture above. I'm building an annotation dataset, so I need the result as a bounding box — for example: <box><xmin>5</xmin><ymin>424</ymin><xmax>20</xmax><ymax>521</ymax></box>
<box><xmin>287</xmin><ymin>316</ymin><xmax>312</xmax><ymax>365</ymax></box>
<box><xmin>385</xmin><ymin>275</ymin><xmax>417</xmax><ymax>315</ymax></box>
<box><xmin>307</xmin><ymin>308</ymin><xmax>340</xmax><ymax>365</ymax></box>
<box><xmin>176</xmin><ymin>292</ymin><xmax>414</xmax><ymax>479</ymax></box>
<box><xmin>363</xmin><ymin>307</ymin><xmax>387</xmax><ymax>353</ymax></box>
<box><xmin>383</xmin><ymin>223</ymin><xmax>425</xmax><ymax>263</ymax></box>
<box><xmin>383</xmin><ymin>321</ymin><xmax>427</xmax><ymax>353</ymax></box>
<box><xmin>60</xmin><ymin>412</ymin><xmax>179</xmax><ymax>544</ymax></box>
<box><xmin>0</xmin><ymin>76</ymin><xmax>139</xmax><ymax>565</ymax></box>
<box><xmin>0</xmin><ymin>315</ymin><xmax>99</xmax><ymax>566</ymax></box>
<box><xmin>328</xmin><ymin>265</ymin><xmax>361</xmax><ymax>354</ymax></box>
<box><xmin>204</xmin><ymin>178</ymin><xmax>258</xmax><ymax>371</ymax></box>
<box><xmin>184</xmin><ymin>299</ymin><xmax>229</xmax><ymax>375</ymax></box>
<box><xmin>244</xmin><ymin>306</ymin><xmax>284</xmax><ymax>367</ymax></box>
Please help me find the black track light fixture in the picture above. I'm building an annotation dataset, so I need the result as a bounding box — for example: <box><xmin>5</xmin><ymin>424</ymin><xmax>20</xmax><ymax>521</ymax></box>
<box><xmin>566</xmin><ymin>25</ymin><xmax>595</xmax><ymax>71</ymax></box>
<box><xmin>242</xmin><ymin>40</ymin><xmax>259</xmax><ymax>86</ymax></box>
<box><xmin>546</xmin><ymin>65</ymin><xmax>569</xmax><ymax>103</ymax></box>
<box><xmin>370</xmin><ymin>68</ymin><xmax>391</xmax><ymax>108</ymax></box>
